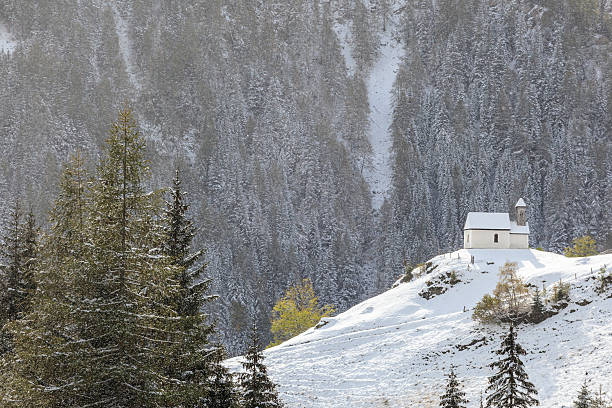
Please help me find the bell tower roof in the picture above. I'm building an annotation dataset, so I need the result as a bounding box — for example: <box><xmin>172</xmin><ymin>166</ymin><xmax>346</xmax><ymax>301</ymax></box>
<box><xmin>515</xmin><ymin>198</ymin><xmax>526</xmax><ymax>207</ymax></box>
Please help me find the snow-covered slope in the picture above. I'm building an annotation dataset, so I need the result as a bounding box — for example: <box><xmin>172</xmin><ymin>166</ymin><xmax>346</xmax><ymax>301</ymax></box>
<box><xmin>0</xmin><ymin>22</ymin><xmax>16</xmax><ymax>54</ymax></box>
<box><xmin>228</xmin><ymin>249</ymin><xmax>612</xmax><ymax>407</ymax></box>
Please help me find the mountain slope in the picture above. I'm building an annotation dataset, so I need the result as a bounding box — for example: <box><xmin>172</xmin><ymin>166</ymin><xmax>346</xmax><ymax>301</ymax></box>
<box><xmin>229</xmin><ymin>249</ymin><xmax>612</xmax><ymax>407</ymax></box>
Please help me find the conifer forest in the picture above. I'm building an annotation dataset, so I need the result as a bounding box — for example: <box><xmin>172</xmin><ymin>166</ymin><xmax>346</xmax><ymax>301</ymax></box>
<box><xmin>0</xmin><ymin>0</ymin><xmax>610</xmax><ymax>371</ymax></box>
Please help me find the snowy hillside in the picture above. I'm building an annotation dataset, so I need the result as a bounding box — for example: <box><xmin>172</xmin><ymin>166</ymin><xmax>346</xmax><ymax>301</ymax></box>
<box><xmin>228</xmin><ymin>249</ymin><xmax>612</xmax><ymax>407</ymax></box>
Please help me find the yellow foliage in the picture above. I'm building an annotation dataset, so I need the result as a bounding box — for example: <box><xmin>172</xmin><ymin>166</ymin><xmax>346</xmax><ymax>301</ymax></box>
<box><xmin>473</xmin><ymin>262</ymin><xmax>531</xmax><ymax>323</ymax></box>
<box><xmin>268</xmin><ymin>279</ymin><xmax>335</xmax><ymax>348</ymax></box>
<box><xmin>564</xmin><ymin>235</ymin><xmax>598</xmax><ymax>257</ymax></box>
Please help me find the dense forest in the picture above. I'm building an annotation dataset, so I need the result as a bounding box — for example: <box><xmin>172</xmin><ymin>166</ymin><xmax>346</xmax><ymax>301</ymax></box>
<box><xmin>0</xmin><ymin>0</ymin><xmax>610</xmax><ymax>353</ymax></box>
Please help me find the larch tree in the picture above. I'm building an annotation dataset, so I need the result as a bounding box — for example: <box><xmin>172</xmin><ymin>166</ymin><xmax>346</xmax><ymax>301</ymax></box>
<box><xmin>486</xmin><ymin>323</ymin><xmax>539</xmax><ymax>408</ymax></box>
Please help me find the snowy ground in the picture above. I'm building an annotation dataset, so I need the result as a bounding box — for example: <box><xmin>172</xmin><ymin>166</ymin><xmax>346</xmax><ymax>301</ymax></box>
<box><xmin>334</xmin><ymin>9</ymin><xmax>403</xmax><ymax>210</ymax></box>
<box><xmin>228</xmin><ymin>249</ymin><xmax>612</xmax><ymax>407</ymax></box>
<box><xmin>362</xmin><ymin>21</ymin><xmax>403</xmax><ymax>210</ymax></box>
<box><xmin>0</xmin><ymin>22</ymin><xmax>16</xmax><ymax>54</ymax></box>
<box><xmin>111</xmin><ymin>5</ymin><xmax>142</xmax><ymax>90</ymax></box>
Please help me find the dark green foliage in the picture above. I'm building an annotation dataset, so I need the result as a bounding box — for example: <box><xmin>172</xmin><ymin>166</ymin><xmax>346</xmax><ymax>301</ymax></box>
<box><xmin>440</xmin><ymin>368</ymin><xmax>468</xmax><ymax>408</ymax></box>
<box><xmin>0</xmin><ymin>203</ymin><xmax>38</xmax><ymax>323</ymax></box>
<box><xmin>163</xmin><ymin>169</ymin><xmax>215</xmax><ymax>316</ymax></box>
<box><xmin>574</xmin><ymin>378</ymin><xmax>592</xmax><ymax>408</ymax></box>
<box><xmin>202</xmin><ymin>347</ymin><xmax>241</xmax><ymax>408</ymax></box>
<box><xmin>1</xmin><ymin>107</ymin><xmax>222</xmax><ymax>407</ymax></box>
<box><xmin>486</xmin><ymin>324</ymin><xmax>539</xmax><ymax>408</ymax></box>
<box><xmin>240</xmin><ymin>325</ymin><xmax>284</xmax><ymax>408</ymax></box>
<box><xmin>161</xmin><ymin>168</ymin><xmax>218</xmax><ymax>405</ymax></box>
<box><xmin>529</xmin><ymin>288</ymin><xmax>546</xmax><ymax>323</ymax></box>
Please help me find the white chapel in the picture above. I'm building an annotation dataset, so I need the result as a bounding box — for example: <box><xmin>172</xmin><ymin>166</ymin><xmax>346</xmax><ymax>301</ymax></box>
<box><xmin>463</xmin><ymin>198</ymin><xmax>530</xmax><ymax>249</ymax></box>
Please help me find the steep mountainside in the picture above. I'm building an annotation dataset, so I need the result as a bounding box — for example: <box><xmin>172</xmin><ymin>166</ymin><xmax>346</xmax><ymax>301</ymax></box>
<box><xmin>228</xmin><ymin>249</ymin><xmax>612</xmax><ymax>407</ymax></box>
<box><xmin>0</xmin><ymin>0</ymin><xmax>610</xmax><ymax>352</ymax></box>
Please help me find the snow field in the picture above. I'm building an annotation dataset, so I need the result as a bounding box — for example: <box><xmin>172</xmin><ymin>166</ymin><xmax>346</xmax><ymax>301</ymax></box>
<box><xmin>227</xmin><ymin>249</ymin><xmax>612</xmax><ymax>407</ymax></box>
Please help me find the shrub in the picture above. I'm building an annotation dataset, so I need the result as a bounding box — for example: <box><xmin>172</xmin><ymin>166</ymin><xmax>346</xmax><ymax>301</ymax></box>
<box><xmin>550</xmin><ymin>280</ymin><xmax>571</xmax><ymax>303</ymax></box>
<box><xmin>564</xmin><ymin>236</ymin><xmax>598</xmax><ymax>257</ymax></box>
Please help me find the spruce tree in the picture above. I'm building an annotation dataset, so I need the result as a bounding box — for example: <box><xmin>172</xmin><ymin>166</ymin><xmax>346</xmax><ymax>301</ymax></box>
<box><xmin>573</xmin><ymin>378</ymin><xmax>592</xmax><ymax>408</ymax></box>
<box><xmin>0</xmin><ymin>202</ymin><xmax>38</xmax><ymax>356</ymax></box>
<box><xmin>529</xmin><ymin>288</ymin><xmax>545</xmax><ymax>323</ymax></box>
<box><xmin>440</xmin><ymin>368</ymin><xmax>468</xmax><ymax>408</ymax></box>
<box><xmin>486</xmin><ymin>324</ymin><xmax>539</xmax><ymax>408</ymax></box>
<box><xmin>239</xmin><ymin>325</ymin><xmax>284</xmax><ymax>408</ymax></box>
<box><xmin>161</xmin><ymin>168</ymin><xmax>217</xmax><ymax>405</ymax></box>
<box><xmin>202</xmin><ymin>346</ymin><xmax>240</xmax><ymax>408</ymax></box>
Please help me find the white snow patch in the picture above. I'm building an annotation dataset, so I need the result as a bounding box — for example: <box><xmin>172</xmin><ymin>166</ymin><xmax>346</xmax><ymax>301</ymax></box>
<box><xmin>333</xmin><ymin>19</ymin><xmax>357</xmax><ymax>76</ymax></box>
<box><xmin>363</xmin><ymin>20</ymin><xmax>404</xmax><ymax>210</ymax></box>
<box><xmin>111</xmin><ymin>5</ymin><xmax>143</xmax><ymax>90</ymax></box>
<box><xmin>228</xmin><ymin>249</ymin><xmax>612</xmax><ymax>407</ymax></box>
<box><xmin>0</xmin><ymin>22</ymin><xmax>16</xmax><ymax>54</ymax></box>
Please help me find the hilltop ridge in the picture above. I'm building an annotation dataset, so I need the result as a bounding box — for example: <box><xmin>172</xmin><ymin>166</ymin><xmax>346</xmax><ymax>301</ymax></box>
<box><xmin>229</xmin><ymin>249</ymin><xmax>612</xmax><ymax>407</ymax></box>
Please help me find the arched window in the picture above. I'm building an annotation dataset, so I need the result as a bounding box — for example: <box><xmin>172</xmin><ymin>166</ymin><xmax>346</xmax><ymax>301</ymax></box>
<box><xmin>494</xmin><ymin>233</ymin><xmax>499</xmax><ymax>243</ymax></box>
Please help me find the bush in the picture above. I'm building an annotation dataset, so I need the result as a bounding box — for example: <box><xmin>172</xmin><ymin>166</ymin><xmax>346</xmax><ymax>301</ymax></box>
<box><xmin>564</xmin><ymin>235</ymin><xmax>598</xmax><ymax>257</ymax></box>
<box><xmin>550</xmin><ymin>280</ymin><xmax>571</xmax><ymax>303</ymax></box>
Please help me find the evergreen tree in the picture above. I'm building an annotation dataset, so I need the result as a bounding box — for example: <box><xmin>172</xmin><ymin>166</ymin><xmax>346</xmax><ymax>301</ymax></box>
<box><xmin>161</xmin><ymin>168</ymin><xmax>218</xmax><ymax>405</ymax></box>
<box><xmin>3</xmin><ymin>107</ymin><xmax>212</xmax><ymax>407</ymax></box>
<box><xmin>1</xmin><ymin>154</ymin><xmax>90</xmax><ymax>407</ymax></box>
<box><xmin>240</xmin><ymin>325</ymin><xmax>284</xmax><ymax>408</ymax></box>
<box><xmin>0</xmin><ymin>202</ymin><xmax>38</xmax><ymax>323</ymax></box>
<box><xmin>529</xmin><ymin>288</ymin><xmax>545</xmax><ymax>323</ymax></box>
<box><xmin>202</xmin><ymin>346</ymin><xmax>241</xmax><ymax>408</ymax></box>
<box><xmin>486</xmin><ymin>324</ymin><xmax>539</xmax><ymax>408</ymax></box>
<box><xmin>0</xmin><ymin>202</ymin><xmax>38</xmax><ymax>356</ymax></box>
<box><xmin>163</xmin><ymin>168</ymin><xmax>214</xmax><ymax>315</ymax></box>
<box><xmin>574</xmin><ymin>378</ymin><xmax>592</xmax><ymax>408</ymax></box>
<box><xmin>440</xmin><ymin>368</ymin><xmax>468</xmax><ymax>408</ymax></box>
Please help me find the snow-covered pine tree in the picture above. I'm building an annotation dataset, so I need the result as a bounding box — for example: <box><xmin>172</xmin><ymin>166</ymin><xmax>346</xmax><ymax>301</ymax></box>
<box><xmin>202</xmin><ymin>346</ymin><xmax>240</xmax><ymax>408</ymax></box>
<box><xmin>239</xmin><ymin>325</ymin><xmax>284</xmax><ymax>408</ymax></box>
<box><xmin>486</xmin><ymin>323</ymin><xmax>539</xmax><ymax>408</ymax></box>
<box><xmin>440</xmin><ymin>367</ymin><xmax>468</xmax><ymax>408</ymax></box>
<box><xmin>573</xmin><ymin>378</ymin><xmax>592</xmax><ymax>408</ymax></box>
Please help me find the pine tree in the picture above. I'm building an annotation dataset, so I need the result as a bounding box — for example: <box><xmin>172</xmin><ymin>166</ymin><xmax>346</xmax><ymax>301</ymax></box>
<box><xmin>574</xmin><ymin>378</ymin><xmax>592</xmax><ymax>408</ymax></box>
<box><xmin>240</xmin><ymin>325</ymin><xmax>284</xmax><ymax>408</ymax></box>
<box><xmin>202</xmin><ymin>346</ymin><xmax>240</xmax><ymax>408</ymax></box>
<box><xmin>486</xmin><ymin>324</ymin><xmax>539</xmax><ymax>408</ymax></box>
<box><xmin>440</xmin><ymin>368</ymin><xmax>468</xmax><ymax>408</ymax></box>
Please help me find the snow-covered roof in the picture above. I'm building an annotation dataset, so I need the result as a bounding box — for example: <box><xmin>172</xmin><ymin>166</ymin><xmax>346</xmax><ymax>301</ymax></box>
<box><xmin>464</xmin><ymin>212</ymin><xmax>511</xmax><ymax>230</ymax></box>
<box><xmin>510</xmin><ymin>221</ymin><xmax>530</xmax><ymax>234</ymax></box>
<box><xmin>515</xmin><ymin>198</ymin><xmax>526</xmax><ymax>207</ymax></box>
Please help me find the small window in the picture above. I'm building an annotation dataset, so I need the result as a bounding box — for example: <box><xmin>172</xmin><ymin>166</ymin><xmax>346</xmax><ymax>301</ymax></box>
<box><xmin>494</xmin><ymin>233</ymin><xmax>499</xmax><ymax>243</ymax></box>
<box><xmin>467</xmin><ymin>233</ymin><xmax>470</xmax><ymax>243</ymax></box>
